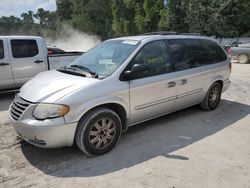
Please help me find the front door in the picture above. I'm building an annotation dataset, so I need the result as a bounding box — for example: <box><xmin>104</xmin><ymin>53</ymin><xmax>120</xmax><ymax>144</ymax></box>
<box><xmin>128</xmin><ymin>40</ymin><xmax>177</xmax><ymax>124</ymax></box>
<box><xmin>0</xmin><ymin>39</ymin><xmax>14</xmax><ymax>90</ymax></box>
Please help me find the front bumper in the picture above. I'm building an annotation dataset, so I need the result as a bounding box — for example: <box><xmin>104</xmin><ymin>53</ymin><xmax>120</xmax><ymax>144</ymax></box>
<box><xmin>9</xmin><ymin>114</ymin><xmax>78</xmax><ymax>148</ymax></box>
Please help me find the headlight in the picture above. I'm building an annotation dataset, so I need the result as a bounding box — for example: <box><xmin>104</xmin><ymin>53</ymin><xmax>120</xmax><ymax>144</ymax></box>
<box><xmin>33</xmin><ymin>103</ymin><xmax>70</xmax><ymax>120</ymax></box>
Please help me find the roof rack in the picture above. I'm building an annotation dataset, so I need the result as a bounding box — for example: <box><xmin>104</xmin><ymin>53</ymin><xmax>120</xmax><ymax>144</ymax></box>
<box><xmin>179</xmin><ymin>33</ymin><xmax>202</xmax><ymax>36</ymax></box>
<box><xmin>140</xmin><ymin>31</ymin><xmax>202</xmax><ymax>36</ymax></box>
<box><xmin>141</xmin><ymin>31</ymin><xmax>178</xmax><ymax>35</ymax></box>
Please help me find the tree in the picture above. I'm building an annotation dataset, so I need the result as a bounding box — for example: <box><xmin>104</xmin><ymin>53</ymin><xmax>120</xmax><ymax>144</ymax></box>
<box><xmin>71</xmin><ymin>0</ymin><xmax>112</xmax><ymax>39</ymax></box>
<box><xmin>143</xmin><ymin>0</ymin><xmax>165</xmax><ymax>32</ymax></box>
<box><xmin>112</xmin><ymin>0</ymin><xmax>142</xmax><ymax>36</ymax></box>
<box><xmin>112</xmin><ymin>0</ymin><xmax>167</xmax><ymax>36</ymax></box>
<box><xmin>210</xmin><ymin>0</ymin><xmax>250</xmax><ymax>37</ymax></box>
<box><xmin>56</xmin><ymin>0</ymin><xmax>73</xmax><ymax>20</ymax></box>
<box><xmin>33</xmin><ymin>8</ymin><xmax>47</xmax><ymax>25</ymax></box>
<box><xmin>168</xmin><ymin>0</ymin><xmax>189</xmax><ymax>32</ymax></box>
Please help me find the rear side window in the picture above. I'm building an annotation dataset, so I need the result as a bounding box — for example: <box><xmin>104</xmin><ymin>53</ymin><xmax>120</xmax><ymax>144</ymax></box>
<box><xmin>0</xmin><ymin>40</ymin><xmax>4</xmax><ymax>59</ymax></box>
<box><xmin>168</xmin><ymin>39</ymin><xmax>227</xmax><ymax>71</ymax></box>
<box><xmin>168</xmin><ymin>39</ymin><xmax>208</xmax><ymax>71</ymax></box>
<box><xmin>201</xmin><ymin>39</ymin><xmax>227</xmax><ymax>63</ymax></box>
<box><xmin>11</xmin><ymin>40</ymin><xmax>38</xmax><ymax>58</ymax></box>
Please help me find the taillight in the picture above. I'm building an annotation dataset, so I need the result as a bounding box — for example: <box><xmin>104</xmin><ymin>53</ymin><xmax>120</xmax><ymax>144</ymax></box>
<box><xmin>229</xmin><ymin>62</ymin><xmax>232</xmax><ymax>72</ymax></box>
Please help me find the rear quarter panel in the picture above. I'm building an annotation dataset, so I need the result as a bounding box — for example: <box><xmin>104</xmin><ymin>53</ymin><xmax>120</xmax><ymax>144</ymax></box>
<box><xmin>203</xmin><ymin>60</ymin><xmax>231</xmax><ymax>96</ymax></box>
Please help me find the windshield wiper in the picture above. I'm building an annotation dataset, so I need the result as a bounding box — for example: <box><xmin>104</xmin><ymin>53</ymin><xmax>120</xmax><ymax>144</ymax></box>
<box><xmin>69</xmin><ymin>65</ymin><xmax>98</xmax><ymax>78</ymax></box>
<box><xmin>57</xmin><ymin>66</ymin><xmax>97</xmax><ymax>78</ymax></box>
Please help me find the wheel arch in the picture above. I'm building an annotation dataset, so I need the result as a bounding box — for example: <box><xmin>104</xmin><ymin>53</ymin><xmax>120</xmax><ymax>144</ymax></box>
<box><xmin>215</xmin><ymin>80</ymin><xmax>223</xmax><ymax>89</ymax></box>
<box><xmin>78</xmin><ymin>102</ymin><xmax>128</xmax><ymax>132</ymax></box>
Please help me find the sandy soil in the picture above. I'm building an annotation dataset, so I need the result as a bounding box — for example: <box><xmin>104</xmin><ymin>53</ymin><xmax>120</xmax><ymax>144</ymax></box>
<box><xmin>0</xmin><ymin>63</ymin><xmax>249</xmax><ymax>188</ymax></box>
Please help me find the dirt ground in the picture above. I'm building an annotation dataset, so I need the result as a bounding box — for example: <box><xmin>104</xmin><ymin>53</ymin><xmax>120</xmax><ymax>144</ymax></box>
<box><xmin>0</xmin><ymin>63</ymin><xmax>249</xmax><ymax>188</ymax></box>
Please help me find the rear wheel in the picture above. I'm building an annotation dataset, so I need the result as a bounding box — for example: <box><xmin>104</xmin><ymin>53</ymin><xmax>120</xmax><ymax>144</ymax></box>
<box><xmin>237</xmin><ymin>54</ymin><xmax>249</xmax><ymax>64</ymax></box>
<box><xmin>200</xmin><ymin>82</ymin><xmax>222</xmax><ymax>111</ymax></box>
<box><xmin>75</xmin><ymin>108</ymin><xmax>122</xmax><ymax>156</ymax></box>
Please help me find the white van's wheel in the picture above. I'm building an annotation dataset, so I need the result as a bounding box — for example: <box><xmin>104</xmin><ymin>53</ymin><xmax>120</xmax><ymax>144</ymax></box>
<box><xmin>200</xmin><ymin>82</ymin><xmax>222</xmax><ymax>111</ymax></box>
<box><xmin>75</xmin><ymin>108</ymin><xmax>122</xmax><ymax>156</ymax></box>
<box><xmin>237</xmin><ymin>54</ymin><xmax>249</xmax><ymax>64</ymax></box>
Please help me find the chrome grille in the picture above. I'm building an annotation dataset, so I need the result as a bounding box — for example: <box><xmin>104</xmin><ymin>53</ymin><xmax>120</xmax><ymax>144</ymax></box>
<box><xmin>10</xmin><ymin>96</ymin><xmax>32</xmax><ymax>121</ymax></box>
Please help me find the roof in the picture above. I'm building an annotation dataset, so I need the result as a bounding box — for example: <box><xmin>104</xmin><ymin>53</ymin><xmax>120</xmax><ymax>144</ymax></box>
<box><xmin>110</xmin><ymin>34</ymin><xmax>213</xmax><ymax>43</ymax></box>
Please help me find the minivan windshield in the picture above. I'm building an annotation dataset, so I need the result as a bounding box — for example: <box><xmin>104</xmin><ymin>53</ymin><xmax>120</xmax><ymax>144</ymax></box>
<box><xmin>68</xmin><ymin>40</ymin><xmax>140</xmax><ymax>78</ymax></box>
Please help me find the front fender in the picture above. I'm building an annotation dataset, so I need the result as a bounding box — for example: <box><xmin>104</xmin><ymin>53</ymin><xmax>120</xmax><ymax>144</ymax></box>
<box><xmin>64</xmin><ymin>95</ymin><xmax>130</xmax><ymax>124</ymax></box>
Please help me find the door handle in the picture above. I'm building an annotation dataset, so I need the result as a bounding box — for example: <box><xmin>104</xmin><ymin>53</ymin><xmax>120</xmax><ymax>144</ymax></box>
<box><xmin>167</xmin><ymin>81</ymin><xmax>176</xmax><ymax>88</ymax></box>
<box><xmin>0</xmin><ymin>62</ymin><xmax>9</xmax><ymax>66</ymax></box>
<box><xmin>34</xmin><ymin>60</ymin><xmax>44</xmax><ymax>64</ymax></box>
<box><xmin>178</xmin><ymin>79</ymin><xmax>187</xmax><ymax>85</ymax></box>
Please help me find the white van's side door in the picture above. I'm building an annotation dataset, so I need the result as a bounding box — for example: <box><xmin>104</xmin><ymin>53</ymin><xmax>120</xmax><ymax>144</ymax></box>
<box><xmin>167</xmin><ymin>39</ymin><xmax>209</xmax><ymax>110</ymax></box>
<box><xmin>0</xmin><ymin>39</ymin><xmax>14</xmax><ymax>89</ymax></box>
<box><xmin>128</xmin><ymin>40</ymin><xmax>177</xmax><ymax>124</ymax></box>
<box><xmin>8</xmin><ymin>38</ymin><xmax>47</xmax><ymax>87</ymax></box>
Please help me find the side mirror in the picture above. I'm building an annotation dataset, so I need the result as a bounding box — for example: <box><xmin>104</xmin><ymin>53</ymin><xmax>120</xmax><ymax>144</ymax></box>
<box><xmin>123</xmin><ymin>64</ymin><xmax>148</xmax><ymax>80</ymax></box>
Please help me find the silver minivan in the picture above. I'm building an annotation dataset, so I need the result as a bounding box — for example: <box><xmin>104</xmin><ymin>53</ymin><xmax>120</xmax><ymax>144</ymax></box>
<box><xmin>9</xmin><ymin>34</ymin><xmax>231</xmax><ymax>155</ymax></box>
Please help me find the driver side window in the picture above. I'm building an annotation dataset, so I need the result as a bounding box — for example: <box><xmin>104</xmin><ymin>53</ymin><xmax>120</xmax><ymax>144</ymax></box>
<box><xmin>130</xmin><ymin>40</ymin><xmax>173</xmax><ymax>78</ymax></box>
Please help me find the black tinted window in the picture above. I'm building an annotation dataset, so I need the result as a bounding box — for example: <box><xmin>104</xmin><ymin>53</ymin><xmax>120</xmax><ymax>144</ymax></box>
<box><xmin>130</xmin><ymin>40</ymin><xmax>173</xmax><ymax>78</ymax></box>
<box><xmin>201</xmin><ymin>39</ymin><xmax>227</xmax><ymax>63</ymax></box>
<box><xmin>168</xmin><ymin>39</ymin><xmax>208</xmax><ymax>71</ymax></box>
<box><xmin>11</xmin><ymin>40</ymin><xmax>38</xmax><ymax>58</ymax></box>
<box><xmin>0</xmin><ymin>40</ymin><xmax>4</xmax><ymax>59</ymax></box>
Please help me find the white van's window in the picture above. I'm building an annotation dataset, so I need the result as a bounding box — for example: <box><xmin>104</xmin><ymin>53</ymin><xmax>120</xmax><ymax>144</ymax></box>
<box><xmin>70</xmin><ymin>40</ymin><xmax>140</xmax><ymax>77</ymax></box>
<box><xmin>0</xmin><ymin>40</ymin><xmax>4</xmax><ymax>59</ymax></box>
<box><xmin>201</xmin><ymin>39</ymin><xmax>227</xmax><ymax>63</ymax></box>
<box><xmin>168</xmin><ymin>39</ymin><xmax>208</xmax><ymax>71</ymax></box>
<box><xmin>130</xmin><ymin>40</ymin><xmax>173</xmax><ymax>78</ymax></box>
<box><xmin>11</xmin><ymin>40</ymin><xmax>39</xmax><ymax>58</ymax></box>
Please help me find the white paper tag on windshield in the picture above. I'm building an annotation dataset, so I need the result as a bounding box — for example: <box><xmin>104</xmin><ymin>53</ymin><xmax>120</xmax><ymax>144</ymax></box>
<box><xmin>122</xmin><ymin>40</ymin><xmax>139</xmax><ymax>45</ymax></box>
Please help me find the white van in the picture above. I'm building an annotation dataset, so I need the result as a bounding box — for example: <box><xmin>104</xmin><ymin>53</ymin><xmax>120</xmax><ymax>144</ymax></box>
<box><xmin>9</xmin><ymin>33</ymin><xmax>231</xmax><ymax>155</ymax></box>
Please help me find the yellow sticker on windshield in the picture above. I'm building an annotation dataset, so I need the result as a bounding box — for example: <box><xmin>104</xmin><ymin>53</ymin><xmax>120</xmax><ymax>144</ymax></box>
<box><xmin>145</xmin><ymin>57</ymin><xmax>165</xmax><ymax>65</ymax></box>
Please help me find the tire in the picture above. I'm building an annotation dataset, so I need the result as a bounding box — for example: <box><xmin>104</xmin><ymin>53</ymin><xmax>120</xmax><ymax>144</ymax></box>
<box><xmin>237</xmin><ymin>54</ymin><xmax>249</xmax><ymax>64</ymax></box>
<box><xmin>200</xmin><ymin>82</ymin><xmax>222</xmax><ymax>111</ymax></box>
<box><xmin>75</xmin><ymin>107</ymin><xmax>122</xmax><ymax>156</ymax></box>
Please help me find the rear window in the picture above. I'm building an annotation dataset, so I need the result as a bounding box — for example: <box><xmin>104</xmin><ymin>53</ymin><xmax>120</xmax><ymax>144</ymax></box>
<box><xmin>0</xmin><ymin>40</ymin><xmax>4</xmax><ymax>59</ymax></box>
<box><xmin>11</xmin><ymin>39</ymin><xmax>39</xmax><ymax>58</ymax></box>
<box><xmin>201</xmin><ymin>39</ymin><xmax>227</xmax><ymax>63</ymax></box>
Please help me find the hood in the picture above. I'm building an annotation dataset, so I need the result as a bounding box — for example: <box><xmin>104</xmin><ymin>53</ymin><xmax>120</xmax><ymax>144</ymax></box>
<box><xmin>19</xmin><ymin>70</ymin><xmax>100</xmax><ymax>103</ymax></box>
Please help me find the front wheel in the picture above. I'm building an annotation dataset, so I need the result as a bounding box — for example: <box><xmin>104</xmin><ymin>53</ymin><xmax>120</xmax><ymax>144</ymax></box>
<box><xmin>75</xmin><ymin>108</ymin><xmax>122</xmax><ymax>156</ymax></box>
<box><xmin>200</xmin><ymin>82</ymin><xmax>222</xmax><ymax>111</ymax></box>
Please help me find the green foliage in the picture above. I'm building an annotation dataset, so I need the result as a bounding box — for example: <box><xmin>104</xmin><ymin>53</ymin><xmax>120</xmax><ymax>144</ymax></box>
<box><xmin>0</xmin><ymin>0</ymin><xmax>250</xmax><ymax>39</ymax></box>
<box><xmin>56</xmin><ymin>0</ymin><xmax>73</xmax><ymax>20</ymax></box>
<box><xmin>168</xmin><ymin>0</ymin><xmax>189</xmax><ymax>32</ymax></box>
<box><xmin>71</xmin><ymin>0</ymin><xmax>113</xmax><ymax>39</ymax></box>
<box><xmin>112</xmin><ymin>0</ymin><xmax>169</xmax><ymax>36</ymax></box>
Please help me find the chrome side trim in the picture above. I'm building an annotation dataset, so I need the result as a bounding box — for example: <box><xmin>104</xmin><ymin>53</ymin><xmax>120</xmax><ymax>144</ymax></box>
<box><xmin>135</xmin><ymin>96</ymin><xmax>176</xmax><ymax>110</ymax></box>
<box><xmin>134</xmin><ymin>88</ymin><xmax>203</xmax><ymax>110</ymax></box>
<box><xmin>177</xmin><ymin>88</ymin><xmax>203</xmax><ymax>99</ymax></box>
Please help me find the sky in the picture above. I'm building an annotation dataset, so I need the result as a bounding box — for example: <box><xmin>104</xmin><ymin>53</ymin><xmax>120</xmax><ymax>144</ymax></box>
<box><xmin>0</xmin><ymin>0</ymin><xmax>56</xmax><ymax>17</ymax></box>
